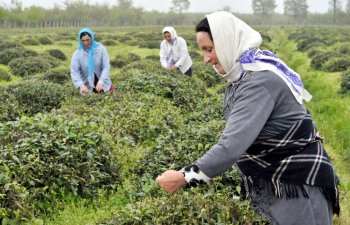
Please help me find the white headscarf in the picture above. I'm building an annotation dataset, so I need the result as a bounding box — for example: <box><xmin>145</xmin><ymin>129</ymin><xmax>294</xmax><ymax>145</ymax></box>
<box><xmin>206</xmin><ymin>11</ymin><xmax>311</xmax><ymax>103</ymax></box>
<box><xmin>162</xmin><ymin>26</ymin><xmax>178</xmax><ymax>43</ymax></box>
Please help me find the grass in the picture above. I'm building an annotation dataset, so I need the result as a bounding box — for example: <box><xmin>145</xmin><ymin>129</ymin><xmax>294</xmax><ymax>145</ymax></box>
<box><xmin>0</xmin><ymin>74</ymin><xmax>22</xmax><ymax>87</ymax></box>
<box><xmin>43</xmin><ymin>187</ymin><xmax>130</xmax><ymax>225</ymax></box>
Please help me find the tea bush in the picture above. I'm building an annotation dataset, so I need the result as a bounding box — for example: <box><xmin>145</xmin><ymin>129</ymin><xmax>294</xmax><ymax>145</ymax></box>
<box><xmin>57</xmin><ymin>41</ymin><xmax>73</xmax><ymax>47</ymax></box>
<box><xmin>310</xmin><ymin>51</ymin><xmax>342</xmax><ymax>70</ymax></box>
<box><xmin>189</xmin><ymin>49</ymin><xmax>201</xmax><ymax>61</ymax></box>
<box><xmin>45</xmin><ymin>55</ymin><xmax>61</xmax><ymax>68</ymax></box>
<box><xmin>185</xmin><ymin>94</ymin><xmax>224</xmax><ymax>124</ymax></box>
<box><xmin>182</xmin><ymin>34</ymin><xmax>197</xmax><ymax>48</ymax></box>
<box><xmin>110</xmin><ymin>57</ymin><xmax>128</xmax><ymax>68</ymax></box>
<box><xmin>323</xmin><ymin>57</ymin><xmax>350</xmax><ymax>72</ymax></box>
<box><xmin>59</xmin><ymin>92</ymin><xmax>183</xmax><ymax>145</ymax></box>
<box><xmin>38</xmin><ymin>36</ymin><xmax>53</xmax><ymax>45</ymax></box>
<box><xmin>0</xmin><ymin>88</ymin><xmax>23</xmax><ymax>122</ymax></box>
<box><xmin>7</xmin><ymin>80</ymin><xmax>68</xmax><ymax>115</ymax></box>
<box><xmin>110</xmin><ymin>95</ymin><xmax>264</xmax><ymax>224</ymax></box>
<box><xmin>145</xmin><ymin>54</ymin><xmax>159</xmax><ymax>61</ymax></box>
<box><xmin>138</xmin><ymin>40</ymin><xmax>159</xmax><ymax>49</ymax></box>
<box><xmin>338</xmin><ymin>42</ymin><xmax>350</xmax><ymax>55</ymax></box>
<box><xmin>340</xmin><ymin>70</ymin><xmax>350</xmax><ymax>94</ymax></box>
<box><xmin>55</xmin><ymin>33</ymin><xmax>76</xmax><ymax>41</ymax></box>
<box><xmin>0</xmin><ymin>113</ymin><xmax>120</xmax><ymax>221</ymax></box>
<box><xmin>124</xmin><ymin>39</ymin><xmax>140</xmax><ymax>47</ymax></box>
<box><xmin>133</xmin><ymin>32</ymin><xmax>158</xmax><ymax>40</ymax></box>
<box><xmin>128</xmin><ymin>52</ymin><xmax>142</xmax><ymax>61</ymax></box>
<box><xmin>115</xmin><ymin>35</ymin><xmax>132</xmax><ymax>43</ymax></box>
<box><xmin>122</xmin><ymin>59</ymin><xmax>162</xmax><ymax>75</ymax></box>
<box><xmin>8</xmin><ymin>56</ymin><xmax>52</xmax><ymax>77</ymax></box>
<box><xmin>288</xmin><ymin>31</ymin><xmax>309</xmax><ymax>42</ymax></box>
<box><xmin>43</xmin><ymin>67</ymin><xmax>70</xmax><ymax>84</ymax></box>
<box><xmin>93</xmin><ymin>34</ymin><xmax>103</xmax><ymax>42</ymax></box>
<box><xmin>45</xmin><ymin>49</ymin><xmax>67</xmax><ymax>61</ymax></box>
<box><xmin>0</xmin><ymin>41</ymin><xmax>22</xmax><ymax>51</ymax></box>
<box><xmin>307</xmin><ymin>47</ymin><xmax>324</xmax><ymax>58</ymax></box>
<box><xmin>297</xmin><ymin>38</ymin><xmax>325</xmax><ymax>52</ymax></box>
<box><xmin>110</xmin><ymin>53</ymin><xmax>141</xmax><ymax>68</ymax></box>
<box><xmin>0</xmin><ymin>47</ymin><xmax>38</xmax><ymax>65</ymax></box>
<box><xmin>105</xmin><ymin>34</ymin><xmax>119</xmax><ymax>40</ymax></box>
<box><xmin>133</xmin><ymin>119</ymin><xmax>224</xmax><ymax>183</ymax></box>
<box><xmin>192</xmin><ymin>63</ymin><xmax>223</xmax><ymax>88</ymax></box>
<box><xmin>102</xmin><ymin>39</ymin><xmax>117</xmax><ymax>46</ymax></box>
<box><xmin>102</xmin><ymin>188</ymin><xmax>265</xmax><ymax>225</ymax></box>
<box><xmin>118</xmin><ymin>71</ymin><xmax>208</xmax><ymax>110</ymax></box>
<box><xmin>261</xmin><ymin>33</ymin><xmax>273</xmax><ymax>43</ymax></box>
<box><xmin>0</xmin><ymin>67</ymin><xmax>11</xmax><ymax>81</ymax></box>
<box><xmin>20</xmin><ymin>38</ymin><xmax>40</xmax><ymax>46</ymax></box>
<box><xmin>113</xmin><ymin>59</ymin><xmax>161</xmax><ymax>83</ymax></box>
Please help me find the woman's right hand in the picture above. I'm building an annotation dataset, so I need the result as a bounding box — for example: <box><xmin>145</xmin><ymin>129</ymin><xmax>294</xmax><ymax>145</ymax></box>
<box><xmin>155</xmin><ymin>170</ymin><xmax>187</xmax><ymax>194</ymax></box>
<box><xmin>80</xmin><ymin>85</ymin><xmax>89</xmax><ymax>94</ymax></box>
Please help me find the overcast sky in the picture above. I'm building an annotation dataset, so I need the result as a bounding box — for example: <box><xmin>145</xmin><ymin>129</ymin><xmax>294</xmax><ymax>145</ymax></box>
<box><xmin>11</xmin><ymin>0</ymin><xmax>339</xmax><ymax>13</ymax></box>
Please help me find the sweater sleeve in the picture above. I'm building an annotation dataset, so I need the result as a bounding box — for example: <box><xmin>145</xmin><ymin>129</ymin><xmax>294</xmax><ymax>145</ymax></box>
<box><xmin>70</xmin><ymin>51</ymin><xmax>84</xmax><ymax>89</ymax></box>
<box><xmin>159</xmin><ymin>41</ymin><xmax>169</xmax><ymax>69</ymax></box>
<box><xmin>174</xmin><ymin>38</ymin><xmax>189</xmax><ymax>68</ymax></box>
<box><xmin>196</xmin><ymin>80</ymin><xmax>275</xmax><ymax>178</ymax></box>
<box><xmin>96</xmin><ymin>45</ymin><xmax>111</xmax><ymax>91</ymax></box>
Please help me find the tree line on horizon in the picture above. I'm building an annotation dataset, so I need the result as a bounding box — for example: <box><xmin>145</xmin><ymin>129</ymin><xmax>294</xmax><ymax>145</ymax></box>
<box><xmin>0</xmin><ymin>0</ymin><xmax>350</xmax><ymax>27</ymax></box>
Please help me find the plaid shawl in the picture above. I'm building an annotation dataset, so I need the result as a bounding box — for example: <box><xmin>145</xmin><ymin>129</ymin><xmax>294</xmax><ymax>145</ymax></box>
<box><xmin>236</xmin><ymin>112</ymin><xmax>340</xmax><ymax>214</ymax></box>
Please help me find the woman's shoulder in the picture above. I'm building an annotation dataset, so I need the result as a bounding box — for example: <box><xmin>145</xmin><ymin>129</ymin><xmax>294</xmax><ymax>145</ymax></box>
<box><xmin>71</xmin><ymin>49</ymin><xmax>82</xmax><ymax>58</ymax></box>
<box><xmin>235</xmin><ymin>71</ymin><xmax>289</xmax><ymax>96</ymax></box>
<box><xmin>94</xmin><ymin>43</ymin><xmax>108</xmax><ymax>54</ymax></box>
<box><xmin>243</xmin><ymin>70</ymin><xmax>295</xmax><ymax>99</ymax></box>
<box><xmin>247</xmin><ymin>70</ymin><xmax>286</xmax><ymax>87</ymax></box>
<box><xmin>160</xmin><ymin>40</ymin><xmax>167</xmax><ymax>46</ymax></box>
<box><xmin>95</xmin><ymin>42</ymin><xmax>105</xmax><ymax>49</ymax></box>
<box><xmin>176</xmin><ymin>36</ymin><xmax>186</xmax><ymax>43</ymax></box>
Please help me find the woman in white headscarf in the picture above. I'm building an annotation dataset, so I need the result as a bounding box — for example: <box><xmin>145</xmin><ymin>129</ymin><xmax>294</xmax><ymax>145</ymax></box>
<box><xmin>156</xmin><ymin>11</ymin><xmax>339</xmax><ymax>225</ymax></box>
<box><xmin>159</xmin><ymin>26</ymin><xmax>193</xmax><ymax>76</ymax></box>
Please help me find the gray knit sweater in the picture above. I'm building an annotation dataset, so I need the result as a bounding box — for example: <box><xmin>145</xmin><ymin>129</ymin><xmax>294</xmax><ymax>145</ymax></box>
<box><xmin>196</xmin><ymin>70</ymin><xmax>307</xmax><ymax>178</ymax></box>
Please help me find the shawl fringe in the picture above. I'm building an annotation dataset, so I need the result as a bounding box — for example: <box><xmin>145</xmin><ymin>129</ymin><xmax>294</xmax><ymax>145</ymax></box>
<box><xmin>241</xmin><ymin>176</ymin><xmax>340</xmax><ymax>215</ymax></box>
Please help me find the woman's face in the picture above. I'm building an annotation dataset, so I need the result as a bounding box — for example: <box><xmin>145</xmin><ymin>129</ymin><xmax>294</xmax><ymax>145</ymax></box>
<box><xmin>163</xmin><ymin>32</ymin><xmax>172</xmax><ymax>42</ymax></box>
<box><xmin>81</xmin><ymin>34</ymin><xmax>92</xmax><ymax>48</ymax></box>
<box><xmin>196</xmin><ymin>32</ymin><xmax>225</xmax><ymax>74</ymax></box>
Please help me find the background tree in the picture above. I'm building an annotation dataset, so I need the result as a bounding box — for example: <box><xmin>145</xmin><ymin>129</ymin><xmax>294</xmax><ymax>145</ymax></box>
<box><xmin>116</xmin><ymin>0</ymin><xmax>133</xmax><ymax>9</ymax></box>
<box><xmin>329</xmin><ymin>0</ymin><xmax>343</xmax><ymax>24</ymax></box>
<box><xmin>0</xmin><ymin>0</ymin><xmax>8</xmax><ymax>8</ymax></box>
<box><xmin>0</xmin><ymin>5</ymin><xmax>8</xmax><ymax>18</ymax></box>
<box><xmin>284</xmin><ymin>0</ymin><xmax>309</xmax><ymax>19</ymax></box>
<box><xmin>346</xmin><ymin>0</ymin><xmax>350</xmax><ymax>14</ymax></box>
<box><xmin>170</xmin><ymin>0</ymin><xmax>190</xmax><ymax>24</ymax></box>
<box><xmin>222</xmin><ymin>5</ymin><xmax>232</xmax><ymax>12</ymax></box>
<box><xmin>170</xmin><ymin>0</ymin><xmax>190</xmax><ymax>13</ymax></box>
<box><xmin>329</xmin><ymin>0</ymin><xmax>343</xmax><ymax>13</ymax></box>
<box><xmin>22</xmin><ymin>6</ymin><xmax>46</xmax><ymax>24</ymax></box>
<box><xmin>10</xmin><ymin>0</ymin><xmax>22</xmax><ymax>10</ymax></box>
<box><xmin>252</xmin><ymin>0</ymin><xmax>276</xmax><ymax>17</ymax></box>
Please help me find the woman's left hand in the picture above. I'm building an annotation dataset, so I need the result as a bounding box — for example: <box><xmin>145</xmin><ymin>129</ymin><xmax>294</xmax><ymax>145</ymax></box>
<box><xmin>156</xmin><ymin>170</ymin><xmax>187</xmax><ymax>194</ymax></box>
<box><xmin>96</xmin><ymin>83</ymin><xmax>104</xmax><ymax>92</ymax></box>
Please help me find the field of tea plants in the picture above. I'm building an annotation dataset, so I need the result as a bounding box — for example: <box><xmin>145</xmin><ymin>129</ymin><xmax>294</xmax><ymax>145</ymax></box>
<box><xmin>0</xmin><ymin>25</ymin><xmax>349</xmax><ymax>225</ymax></box>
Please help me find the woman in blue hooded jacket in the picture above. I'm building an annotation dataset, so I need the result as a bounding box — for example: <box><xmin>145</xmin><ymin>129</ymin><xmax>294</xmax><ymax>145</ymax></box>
<box><xmin>70</xmin><ymin>28</ymin><xmax>114</xmax><ymax>94</ymax></box>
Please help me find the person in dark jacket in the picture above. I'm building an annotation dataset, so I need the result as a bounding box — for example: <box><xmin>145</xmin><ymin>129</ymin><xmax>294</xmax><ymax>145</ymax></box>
<box><xmin>156</xmin><ymin>11</ymin><xmax>339</xmax><ymax>225</ymax></box>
